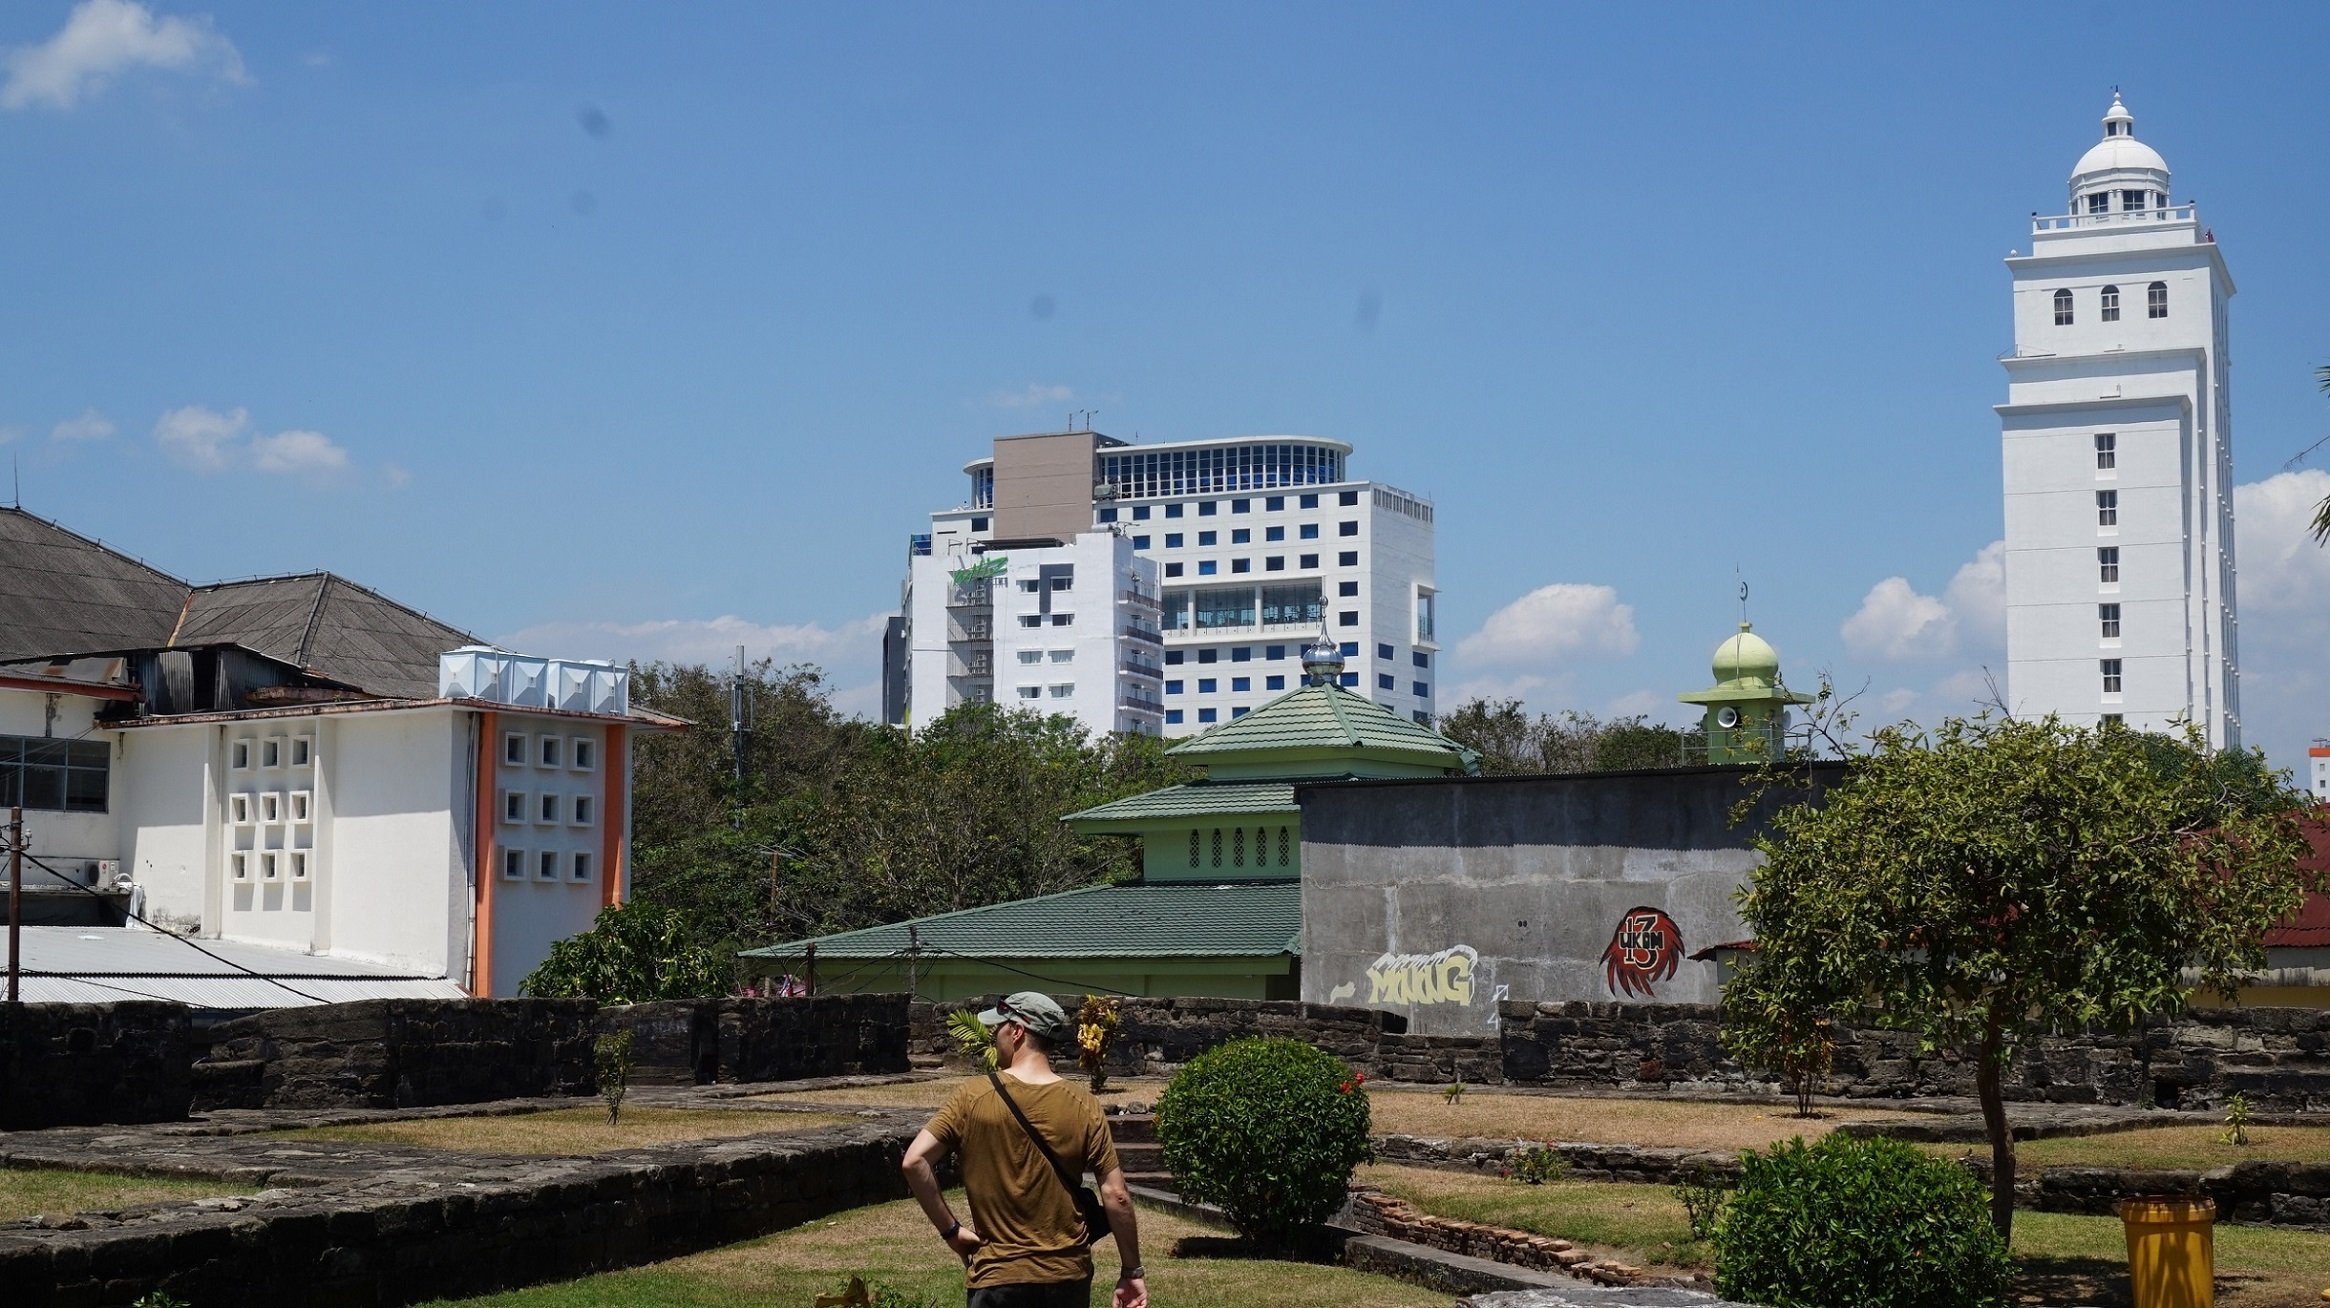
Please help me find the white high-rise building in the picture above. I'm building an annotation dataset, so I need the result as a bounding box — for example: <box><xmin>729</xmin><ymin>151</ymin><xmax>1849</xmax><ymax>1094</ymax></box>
<box><xmin>1997</xmin><ymin>94</ymin><xmax>2239</xmax><ymax>748</ymax></box>
<box><xmin>889</xmin><ymin>429</ymin><xmax>1438</xmax><ymax>738</ymax></box>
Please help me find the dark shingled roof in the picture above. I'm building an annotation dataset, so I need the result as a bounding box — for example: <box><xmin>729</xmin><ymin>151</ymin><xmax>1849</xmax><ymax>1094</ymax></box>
<box><xmin>0</xmin><ymin>508</ymin><xmax>475</xmax><ymax>700</ymax></box>
<box><xmin>176</xmin><ymin>574</ymin><xmax>474</xmax><ymax>700</ymax></box>
<box><xmin>0</xmin><ymin>509</ymin><xmax>187</xmax><ymax>659</ymax></box>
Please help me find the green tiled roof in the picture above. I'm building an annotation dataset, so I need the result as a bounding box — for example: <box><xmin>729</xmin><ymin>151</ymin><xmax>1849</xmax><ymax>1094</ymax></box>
<box><xmin>740</xmin><ymin>881</ymin><xmax>1301</xmax><ymax>961</ymax></box>
<box><xmin>1061</xmin><ymin>780</ymin><xmax>1299</xmax><ymax>826</ymax></box>
<box><xmin>1166</xmin><ymin>682</ymin><xmax>1471</xmax><ymax>765</ymax></box>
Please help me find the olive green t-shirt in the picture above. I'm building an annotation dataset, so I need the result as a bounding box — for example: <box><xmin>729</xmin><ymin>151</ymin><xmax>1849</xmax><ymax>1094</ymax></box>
<box><xmin>924</xmin><ymin>1072</ymin><xmax>1120</xmax><ymax>1288</ymax></box>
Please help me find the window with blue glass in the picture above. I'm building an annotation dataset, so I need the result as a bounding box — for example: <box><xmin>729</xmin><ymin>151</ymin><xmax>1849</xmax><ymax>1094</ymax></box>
<box><xmin>1096</xmin><ymin>507</ymin><xmax>1117</xmax><ymax>523</ymax></box>
<box><xmin>1231</xmin><ymin>499</ymin><xmax>1250</xmax><ymax>513</ymax></box>
<box><xmin>1197</xmin><ymin>531</ymin><xmax>1216</xmax><ymax>546</ymax></box>
<box><xmin>1132</xmin><ymin>505</ymin><xmax>1151</xmax><ymax>520</ymax></box>
<box><xmin>1300</xmin><ymin>493</ymin><xmax>1319</xmax><ymax>509</ymax></box>
<box><xmin>1412</xmin><ymin>651</ymin><xmax>1429</xmax><ymax>668</ymax></box>
<box><xmin>1165</xmin><ymin>680</ymin><xmax>1183</xmax><ymax>694</ymax></box>
<box><xmin>1266</xmin><ymin>645</ymin><xmax>1286</xmax><ymax>659</ymax></box>
<box><xmin>1299</xmin><ymin>524</ymin><xmax>1319</xmax><ymax>540</ymax></box>
<box><xmin>1338</xmin><ymin>581</ymin><xmax>1358</xmax><ymax>596</ymax></box>
<box><xmin>1338</xmin><ymin>551</ymin><xmax>1358</xmax><ymax>566</ymax></box>
<box><xmin>1231</xmin><ymin>559</ymin><xmax>1251</xmax><ymax>573</ymax></box>
<box><xmin>1165</xmin><ymin>533</ymin><xmax>1183</xmax><ymax>548</ymax></box>
<box><xmin>1299</xmin><ymin>554</ymin><xmax>1318</xmax><ymax>568</ymax></box>
<box><xmin>1338</xmin><ymin>612</ymin><xmax>1359</xmax><ymax>626</ymax></box>
<box><xmin>1377</xmin><ymin>643</ymin><xmax>1393</xmax><ymax>660</ymax></box>
<box><xmin>1165</xmin><ymin>562</ymin><xmax>1183</xmax><ymax>577</ymax></box>
<box><xmin>1231</xmin><ymin>706</ymin><xmax>1249</xmax><ymax>718</ymax></box>
<box><xmin>1198</xmin><ymin>648</ymin><xmax>1218</xmax><ymax>663</ymax></box>
<box><xmin>1265</xmin><ymin>526</ymin><xmax>1284</xmax><ymax>542</ymax></box>
<box><xmin>1199</xmin><ymin>501</ymin><xmax>1217</xmax><ymax>516</ymax></box>
<box><xmin>1198</xmin><ymin>708</ymin><xmax>1218</xmax><ymax>723</ymax></box>
<box><xmin>1338</xmin><ymin>521</ymin><xmax>1358</xmax><ymax>536</ymax></box>
<box><xmin>1165</xmin><ymin>503</ymin><xmax>1183</xmax><ymax>518</ymax></box>
<box><xmin>1339</xmin><ymin>672</ymin><xmax>1358</xmax><ymax>688</ymax></box>
<box><xmin>1231</xmin><ymin>647</ymin><xmax>1252</xmax><ymax>662</ymax></box>
<box><xmin>1165</xmin><ymin>709</ymin><xmax>1183</xmax><ymax>724</ymax></box>
<box><xmin>1339</xmin><ymin>642</ymin><xmax>1358</xmax><ymax>657</ymax></box>
<box><xmin>1231</xmin><ymin>528</ymin><xmax>1250</xmax><ymax>544</ymax></box>
<box><xmin>1378</xmin><ymin>674</ymin><xmax>1395</xmax><ymax>690</ymax></box>
<box><xmin>1198</xmin><ymin>560</ymin><xmax>1217</xmax><ymax>576</ymax></box>
<box><xmin>1265</xmin><ymin>674</ymin><xmax>1285</xmax><ymax>690</ymax></box>
<box><xmin>1266</xmin><ymin>496</ymin><xmax>1285</xmax><ymax>510</ymax></box>
<box><xmin>1231</xmin><ymin>677</ymin><xmax>1251</xmax><ymax>692</ymax></box>
<box><xmin>971</xmin><ymin>516</ymin><xmax>989</xmax><ymax>531</ymax></box>
<box><xmin>1265</xmin><ymin>557</ymin><xmax>1285</xmax><ymax>571</ymax></box>
<box><xmin>1339</xmin><ymin>490</ymin><xmax>1359</xmax><ymax>506</ymax></box>
<box><xmin>1198</xmin><ymin>678</ymin><xmax>1217</xmax><ymax>693</ymax></box>
<box><xmin>1412</xmin><ymin>681</ymin><xmax>1429</xmax><ymax>697</ymax></box>
<box><xmin>1166</xmin><ymin>649</ymin><xmax>1184</xmax><ymax>664</ymax></box>
<box><xmin>1132</xmin><ymin>535</ymin><xmax>1150</xmax><ymax>549</ymax></box>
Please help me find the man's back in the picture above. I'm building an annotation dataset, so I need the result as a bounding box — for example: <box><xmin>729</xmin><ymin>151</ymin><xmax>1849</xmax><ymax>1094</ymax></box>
<box><xmin>924</xmin><ymin>1073</ymin><xmax>1120</xmax><ymax>1290</ymax></box>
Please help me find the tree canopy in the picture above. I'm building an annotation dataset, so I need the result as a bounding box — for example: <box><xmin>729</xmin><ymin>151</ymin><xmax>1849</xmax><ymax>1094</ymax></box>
<box><xmin>1437</xmin><ymin>697</ymin><xmax>1700</xmax><ymax>775</ymax></box>
<box><xmin>1721</xmin><ymin>715</ymin><xmax>2316</xmax><ymax>1239</ymax></box>
<box><xmin>519</xmin><ymin>902</ymin><xmax>730</xmax><ymax>1004</ymax></box>
<box><xmin>620</xmin><ymin>660</ymin><xmax>1190</xmax><ymax>960</ymax></box>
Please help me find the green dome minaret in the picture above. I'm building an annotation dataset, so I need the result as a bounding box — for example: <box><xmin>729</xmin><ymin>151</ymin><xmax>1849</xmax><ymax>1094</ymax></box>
<box><xmin>1678</xmin><ymin>622</ymin><xmax>1813</xmax><ymax>764</ymax></box>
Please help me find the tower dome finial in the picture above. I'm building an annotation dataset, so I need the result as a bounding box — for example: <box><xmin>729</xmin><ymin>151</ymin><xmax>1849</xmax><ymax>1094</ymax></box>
<box><xmin>1300</xmin><ymin>623</ymin><xmax>1344</xmax><ymax>687</ymax></box>
<box><xmin>2102</xmin><ymin>90</ymin><xmax>2133</xmax><ymax>139</ymax></box>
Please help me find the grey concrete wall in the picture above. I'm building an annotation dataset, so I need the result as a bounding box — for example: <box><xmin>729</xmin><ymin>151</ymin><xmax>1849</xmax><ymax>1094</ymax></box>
<box><xmin>1297</xmin><ymin>766</ymin><xmax>1842</xmax><ymax>1036</ymax></box>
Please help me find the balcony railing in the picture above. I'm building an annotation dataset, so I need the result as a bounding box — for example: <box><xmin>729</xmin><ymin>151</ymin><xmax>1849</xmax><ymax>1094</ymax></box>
<box><xmin>950</xmin><ymin>620</ymin><xmax>992</xmax><ymax>642</ymax></box>
<box><xmin>1121</xmin><ymin>626</ymin><xmax>1164</xmax><ymax>646</ymax></box>
<box><xmin>1118</xmin><ymin>696</ymin><xmax>1164</xmax><ymax>714</ymax></box>
<box><xmin>1118</xmin><ymin>589</ymin><xmax>1161</xmax><ymax>611</ymax></box>
<box><xmin>947</xmin><ymin>583</ymin><xmax>993</xmax><ymax>610</ymax></box>
<box><xmin>2032</xmin><ymin>203</ymin><xmax>2196</xmax><ymax>234</ymax></box>
<box><xmin>1120</xmin><ymin>660</ymin><xmax>1162</xmax><ymax>680</ymax></box>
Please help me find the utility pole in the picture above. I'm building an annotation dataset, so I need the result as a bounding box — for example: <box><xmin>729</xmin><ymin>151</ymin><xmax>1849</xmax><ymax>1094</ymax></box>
<box><xmin>7</xmin><ymin>807</ymin><xmax>22</xmax><ymax>1004</ymax></box>
<box><xmin>729</xmin><ymin>644</ymin><xmax>751</xmax><ymax>790</ymax></box>
<box><xmin>906</xmin><ymin>925</ymin><xmax>921</xmax><ymax>999</ymax></box>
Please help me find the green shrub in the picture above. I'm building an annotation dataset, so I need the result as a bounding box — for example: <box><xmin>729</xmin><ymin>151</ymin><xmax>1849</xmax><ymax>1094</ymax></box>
<box><xmin>595</xmin><ymin>1029</ymin><xmax>635</xmax><ymax>1126</ymax></box>
<box><xmin>1154</xmin><ymin>1037</ymin><xmax>1372</xmax><ymax>1251</ymax></box>
<box><xmin>1504</xmin><ymin>1143</ymin><xmax>1567</xmax><ymax>1185</ymax></box>
<box><xmin>1714</xmin><ymin>1134</ymin><xmax>2010</xmax><ymax>1308</ymax></box>
<box><xmin>1673</xmin><ymin>1166</ymin><xmax>1729</xmax><ymax>1242</ymax></box>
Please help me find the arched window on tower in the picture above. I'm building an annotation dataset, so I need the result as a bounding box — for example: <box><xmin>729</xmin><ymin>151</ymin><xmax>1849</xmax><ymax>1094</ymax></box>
<box><xmin>2053</xmin><ymin>288</ymin><xmax>2074</xmax><ymax>326</ymax></box>
<box><xmin>2100</xmin><ymin>286</ymin><xmax>2120</xmax><ymax>322</ymax></box>
<box><xmin>2147</xmin><ymin>282</ymin><xmax>2167</xmax><ymax>319</ymax></box>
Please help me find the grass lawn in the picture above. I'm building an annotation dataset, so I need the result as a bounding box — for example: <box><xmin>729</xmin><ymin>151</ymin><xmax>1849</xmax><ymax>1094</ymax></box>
<box><xmin>764</xmin><ymin>1079</ymin><xmax>1897</xmax><ymax>1153</ymax></box>
<box><xmin>276</xmin><ymin>1107</ymin><xmax>858</xmax><ymax>1155</ymax></box>
<box><xmin>1365</xmin><ymin>1163</ymin><xmax>2330</xmax><ymax>1308</ymax></box>
<box><xmin>1923</xmin><ymin>1123</ymin><xmax>2330</xmax><ymax>1173</ymax></box>
<box><xmin>418</xmin><ymin>1190</ymin><xmax>1450</xmax><ymax>1308</ymax></box>
<box><xmin>0</xmin><ymin>1168</ymin><xmax>248</xmax><ymax>1222</ymax></box>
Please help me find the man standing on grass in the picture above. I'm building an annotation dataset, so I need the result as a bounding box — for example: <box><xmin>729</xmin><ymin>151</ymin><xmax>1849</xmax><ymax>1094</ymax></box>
<box><xmin>903</xmin><ymin>992</ymin><xmax>1147</xmax><ymax>1308</ymax></box>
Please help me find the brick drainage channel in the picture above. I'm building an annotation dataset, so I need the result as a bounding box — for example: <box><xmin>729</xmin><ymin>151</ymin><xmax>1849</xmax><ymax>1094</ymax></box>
<box><xmin>0</xmin><ymin>1078</ymin><xmax>936</xmax><ymax>1307</ymax></box>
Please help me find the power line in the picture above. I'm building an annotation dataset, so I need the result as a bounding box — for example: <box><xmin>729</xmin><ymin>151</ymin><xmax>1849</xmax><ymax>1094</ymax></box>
<box><xmin>16</xmin><ymin>849</ymin><xmax>329</xmax><ymax>1004</ymax></box>
<box><xmin>911</xmin><ymin>943</ymin><xmax>1140</xmax><ymax>998</ymax></box>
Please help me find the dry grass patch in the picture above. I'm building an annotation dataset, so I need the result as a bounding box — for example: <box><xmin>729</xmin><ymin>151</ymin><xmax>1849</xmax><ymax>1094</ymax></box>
<box><xmin>1367</xmin><ymin>1089</ymin><xmax>1900</xmax><ymax>1151</ymax></box>
<box><xmin>754</xmin><ymin>1076</ymin><xmax>1169</xmax><ymax>1112</ymax></box>
<box><xmin>281</xmin><ymin>1107</ymin><xmax>857</xmax><ymax>1155</ymax></box>
<box><xmin>0</xmin><ymin>1168</ymin><xmax>248</xmax><ymax>1222</ymax></box>
<box><xmin>1924</xmin><ymin>1123</ymin><xmax>2330</xmax><ymax>1173</ymax></box>
<box><xmin>421</xmin><ymin>1191</ymin><xmax>1448</xmax><ymax>1308</ymax></box>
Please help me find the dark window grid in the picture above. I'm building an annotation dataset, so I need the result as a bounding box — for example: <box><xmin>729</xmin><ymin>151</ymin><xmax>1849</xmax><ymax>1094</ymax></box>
<box><xmin>0</xmin><ymin>737</ymin><xmax>110</xmax><ymax>813</ymax></box>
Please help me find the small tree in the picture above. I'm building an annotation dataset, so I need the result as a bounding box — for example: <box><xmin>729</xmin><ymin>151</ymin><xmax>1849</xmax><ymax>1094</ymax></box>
<box><xmin>1075</xmin><ymin>995</ymin><xmax>1123</xmax><ymax>1091</ymax></box>
<box><xmin>520</xmin><ymin>902</ymin><xmax>730</xmax><ymax>1004</ymax></box>
<box><xmin>595</xmin><ymin>1029</ymin><xmax>635</xmax><ymax>1125</ymax></box>
<box><xmin>1722</xmin><ymin>715</ymin><xmax>2314</xmax><ymax>1241</ymax></box>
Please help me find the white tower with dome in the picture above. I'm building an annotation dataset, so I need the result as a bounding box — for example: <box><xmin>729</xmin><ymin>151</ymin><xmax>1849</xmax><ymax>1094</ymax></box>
<box><xmin>1996</xmin><ymin>93</ymin><xmax>2240</xmax><ymax>749</ymax></box>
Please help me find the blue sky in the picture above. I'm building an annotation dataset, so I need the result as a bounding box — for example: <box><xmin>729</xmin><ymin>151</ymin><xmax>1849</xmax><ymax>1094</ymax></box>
<box><xmin>4</xmin><ymin>3</ymin><xmax>2327</xmax><ymax>776</ymax></box>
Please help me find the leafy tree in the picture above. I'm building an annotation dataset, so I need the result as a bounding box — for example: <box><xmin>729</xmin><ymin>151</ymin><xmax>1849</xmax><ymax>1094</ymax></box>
<box><xmin>1721</xmin><ymin>715</ymin><xmax>2315</xmax><ymax>1241</ymax></box>
<box><xmin>520</xmin><ymin>902</ymin><xmax>731</xmax><ymax>1003</ymax></box>
<box><xmin>1439</xmin><ymin>698</ymin><xmax>1697</xmax><ymax>775</ymax></box>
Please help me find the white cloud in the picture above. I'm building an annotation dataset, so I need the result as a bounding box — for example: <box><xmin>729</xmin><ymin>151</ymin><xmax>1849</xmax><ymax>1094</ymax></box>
<box><xmin>153</xmin><ymin>403</ymin><xmax>247</xmax><ymax>471</ymax></box>
<box><xmin>2233</xmin><ymin>470</ymin><xmax>2330</xmax><ymax>618</ymax></box>
<box><xmin>990</xmin><ymin>383</ymin><xmax>1073</xmax><ymax>410</ymax></box>
<box><xmin>1841</xmin><ymin>576</ymin><xmax>1955</xmax><ymax>660</ymax></box>
<box><xmin>1455</xmin><ymin>583</ymin><xmax>1640</xmax><ymax>668</ymax></box>
<box><xmin>49</xmin><ymin>408</ymin><xmax>114</xmax><ymax>442</ymax></box>
<box><xmin>248</xmin><ymin>429</ymin><xmax>348</xmax><ymax>475</ymax></box>
<box><xmin>1942</xmin><ymin>539</ymin><xmax>2007</xmax><ymax>648</ymax></box>
<box><xmin>380</xmin><ymin>463</ymin><xmax>412</xmax><ymax>490</ymax></box>
<box><xmin>2</xmin><ymin>0</ymin><xmax>246</xmax><ymax>111</ymax></box>
<box><xmin>492</xmin><ymin>612</ymin><xmax>891</xmax><ymax>677</ymax></box>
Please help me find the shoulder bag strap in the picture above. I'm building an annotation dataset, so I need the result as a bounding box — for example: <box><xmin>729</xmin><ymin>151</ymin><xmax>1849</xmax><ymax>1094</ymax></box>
<box><xmin>987</xmin><ymin>1070</ymin><xmax>1083</xmax><ymax>1195</ymax></box>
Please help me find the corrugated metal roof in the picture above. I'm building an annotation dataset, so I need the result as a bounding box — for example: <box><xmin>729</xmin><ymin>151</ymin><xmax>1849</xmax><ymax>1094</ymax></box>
<box><xmin>742</xmin><ymin>881</ymin><xmax>1302</xmax><ymax>961</ymax></box>
<box><xmin>9</xmin><ymin>926</ymin><xmax>465</xmax><ymax>1008</ymax></box>
<box><xmin>1166</xmin><ymin>682</ymin><xmax>1471</xmax><ymax>766</ymax></box>
<box><xmin>1063</xmin><ymin>781</ymin><xmax>1299</xmax><ymax>826</ymax></box>
<box><xmin>178</xmin><ymin>573</ymin><xmax>477</xmax><ymax>700</ymax></box>
<box><xmin>2265</xmin><ymin>820</ymin><xmax>2330</xmax><ymax>949</ymax></box>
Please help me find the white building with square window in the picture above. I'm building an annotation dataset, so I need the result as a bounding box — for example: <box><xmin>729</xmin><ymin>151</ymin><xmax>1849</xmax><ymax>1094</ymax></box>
<box><xmin>1997</xmin><ymin>94</ymin><xmax>2239</xmax><ymax>747</ymax></box>
<box><xmin>889</xmin><ymin>430</ymin><xmax>1438</xmax><ymax>738</ymax></box>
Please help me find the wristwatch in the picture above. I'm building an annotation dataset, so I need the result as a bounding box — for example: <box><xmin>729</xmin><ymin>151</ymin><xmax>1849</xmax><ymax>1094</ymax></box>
<box><xmin>1121</xmin><ymin>1266</ymin><xmax>1145</xmax><ymax>1279</ymax></box>
<box><xmin>942</xmin><ymin>1220</ymin><xmax>961</xmax><ymax>1239</ymax></box>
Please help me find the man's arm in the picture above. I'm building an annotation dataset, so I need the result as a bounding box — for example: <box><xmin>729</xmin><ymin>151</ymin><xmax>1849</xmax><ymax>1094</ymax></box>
<box><xmin>900</xmin><ymin>1129</ymin><xmax>983</xmax><ymax>1263</ymax></box>
<box><xmin>1097</xmin><ymin>1165</ymin><xmax>1146</xmax><ymax>1308</ymax></box>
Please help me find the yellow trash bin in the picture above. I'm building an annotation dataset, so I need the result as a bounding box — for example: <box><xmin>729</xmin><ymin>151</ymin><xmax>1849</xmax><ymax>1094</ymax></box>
<box><xmin>2119</xmin><ymin>1196</ymin><xmax>2215</xmax><ymax>1308</ymax></box>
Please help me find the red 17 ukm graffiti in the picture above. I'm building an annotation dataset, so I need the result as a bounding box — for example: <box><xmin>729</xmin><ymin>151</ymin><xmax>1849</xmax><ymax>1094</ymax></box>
<box><xmin>1600</xmin><ymin>906</ymin><xmax>1683</xmax><ymax>999</ymax></box>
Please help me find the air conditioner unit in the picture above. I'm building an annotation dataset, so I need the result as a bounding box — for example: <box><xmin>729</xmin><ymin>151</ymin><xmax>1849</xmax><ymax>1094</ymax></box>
<box><xmin>96</xmin><ymin>859</ymin><xmax>124</xmax><ymax>889</ymax></box>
